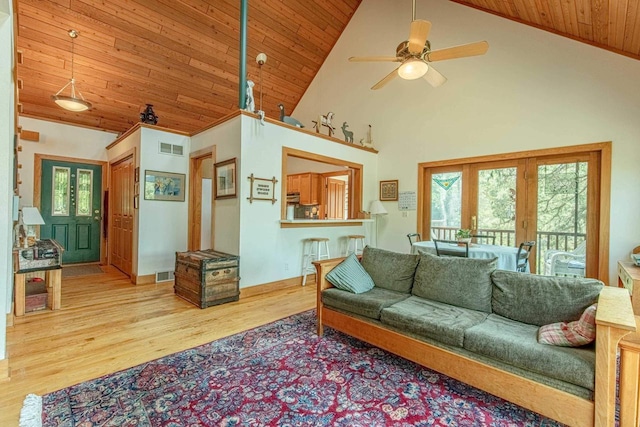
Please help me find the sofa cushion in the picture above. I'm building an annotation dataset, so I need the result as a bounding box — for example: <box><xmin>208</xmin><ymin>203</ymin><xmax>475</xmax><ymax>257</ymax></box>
<box><xmin>380</xmin><ymin>296</ymin><xmax>489</xmax><ymax>347</ymax></box>
<box><xmin>538</xmin><ymin>303</ymin><xmax>597</xmax><ymax>347</ymax></box>
<box><xmin>464</xmin><ymin>313</ymin><xmax>595</xmax><ymax>391</ymax></box>
<box><xmin>360</xmin><ymin>246</ymin><xmax>419</xmax><ymax>293</ymax></box>
<box><xmin>322</xmin><ymin>287</ymin><xmax>410</xmax><ymax>320</ymax></box>
<box><xmin>491</xmin><ymin>270</ymin><xmax>603</xmax><ymax>326</ymax></box>
<box><xmin>412</xmin><ymin>252</ymin><xmax>497</xmax><ymax>313</ymax></box>
<box><xmin>325</xmin><ymin>254</ymin><xmax>375</xmax><ymax>294</ymax></box>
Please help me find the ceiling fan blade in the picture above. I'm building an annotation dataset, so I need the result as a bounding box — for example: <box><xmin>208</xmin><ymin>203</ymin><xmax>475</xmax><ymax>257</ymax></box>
<box><xmin>408</xmin><ymin>19</ymin><xmax>431</xmax><ymax>54</ymax></box>
<box><xmin>423</xmin><ymin>65</ymin><xmax>447</xmax><ymax>87</ymax></box>
<box><xmin>349</xmin><ymin>56</ymin><xmax>400</xmax><ymax>62</ymax></box>
<box><xmin>371</xmin><ymin>68</ymin><xmax>399</xmax><ymax>90</ymax></box>
<box><xmin>427</xmin><ymin>41</ymin><xmax>489</xmax><ymax>62</ymax></box>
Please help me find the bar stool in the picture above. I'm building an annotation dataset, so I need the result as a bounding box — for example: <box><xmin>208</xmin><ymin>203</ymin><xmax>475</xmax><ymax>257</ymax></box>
<box><xmin>346</xmin><ymin>235</ymin><xmax>366</xmax><ymax>256</ymax></box>
<box><xmin>301</xmin><ymin>237</ymin><xmax>330</xmax><ymax>286</ymax></box>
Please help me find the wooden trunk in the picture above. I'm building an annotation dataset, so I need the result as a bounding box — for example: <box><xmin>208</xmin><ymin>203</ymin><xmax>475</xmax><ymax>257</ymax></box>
<box><xmin>174</xmin><ymin>250</ymin><xmax>240</xmax><ymax>309</ymax></box>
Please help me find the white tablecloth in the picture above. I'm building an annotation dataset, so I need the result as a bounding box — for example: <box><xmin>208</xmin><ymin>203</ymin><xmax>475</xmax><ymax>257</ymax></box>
<box><xmin>412</xmin><ymin>241</ymin><xmax>524</xmax><ymax>272</ymax></box>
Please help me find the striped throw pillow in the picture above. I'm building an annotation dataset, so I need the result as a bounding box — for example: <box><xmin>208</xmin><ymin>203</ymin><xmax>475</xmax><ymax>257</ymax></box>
<box><xmin>326</xmin><ymin>254</ymin><xmax>375</xmax><ymax>294</ymax></box>
<box><xmin>537</xmin><ymin>303</ymin><xmax>597</xmax><ymax>347</ymax></box>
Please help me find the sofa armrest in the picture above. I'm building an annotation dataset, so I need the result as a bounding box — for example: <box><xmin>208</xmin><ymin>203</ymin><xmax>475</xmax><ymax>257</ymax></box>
<box><xmin>594</xmin><ymin>286</ymin><xmax>637</xmax><ymax>427</ymax></box>
<box><xmin>313</xmin><ymin>257</ymin><xmax>346</xmax><ymax>336</ymax></box>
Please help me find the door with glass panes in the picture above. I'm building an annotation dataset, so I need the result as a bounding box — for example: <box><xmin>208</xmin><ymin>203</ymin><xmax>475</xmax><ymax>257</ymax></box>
<box><xmin>40</xmin><ymin>159</ymin><xmax>102</xmax><ymax>264</ymax></box>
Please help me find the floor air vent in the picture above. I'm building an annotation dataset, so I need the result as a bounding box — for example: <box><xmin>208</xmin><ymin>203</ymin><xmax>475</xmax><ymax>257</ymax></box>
<box><xmin>156</xmin><ymin>271</ymin><xmax>175</xmax><ymax>282</ymax></box>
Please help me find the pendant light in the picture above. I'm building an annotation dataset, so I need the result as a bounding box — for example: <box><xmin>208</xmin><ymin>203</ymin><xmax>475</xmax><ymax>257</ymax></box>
<box><xmin>51</xmin><ymin>29</ymin><xmax>92</xmax><ymax>112</ymax></box>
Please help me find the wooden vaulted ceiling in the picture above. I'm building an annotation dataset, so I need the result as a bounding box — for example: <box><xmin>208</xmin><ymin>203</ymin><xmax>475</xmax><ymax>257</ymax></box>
<box><xmin>14</xmin><ymin>0</ymin><xmax>640</xmax><ymax>135</ymax></box>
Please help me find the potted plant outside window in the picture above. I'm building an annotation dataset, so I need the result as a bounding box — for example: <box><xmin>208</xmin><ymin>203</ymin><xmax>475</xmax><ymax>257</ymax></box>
<box><xmin>456</xmin><ymin>229</ymin><xmax>472</xmax><ymax>245</ymax></box>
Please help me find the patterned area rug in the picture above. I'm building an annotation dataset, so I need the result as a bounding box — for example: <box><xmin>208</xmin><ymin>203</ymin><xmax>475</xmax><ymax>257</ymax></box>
<box><xmin>61</xmin><ymin>265</ymin><xmax>104</xmax><ymax>278</ymax></box>
<box><xmin>40</xmin><ymin>311</ymin><xmax>562</xmax><ymax>426</ymax></box>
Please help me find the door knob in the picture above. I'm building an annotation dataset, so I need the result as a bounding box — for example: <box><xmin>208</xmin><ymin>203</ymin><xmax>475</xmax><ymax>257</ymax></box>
<box><xmin>94</xmin><ymin>216</ymin><xmax>100</xmax><ymax>221</ymax></box>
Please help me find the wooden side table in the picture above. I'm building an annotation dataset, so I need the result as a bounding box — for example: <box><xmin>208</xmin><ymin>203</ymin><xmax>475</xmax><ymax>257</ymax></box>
<box><xmin>618</xmin><ymin>260</ymin><xmax>640</xmax><ymax>315</ymax></box>
<box><xmin>14</xmin><ymin>267</ymin><xmax>62</xmax><ymax>317</ymax></box>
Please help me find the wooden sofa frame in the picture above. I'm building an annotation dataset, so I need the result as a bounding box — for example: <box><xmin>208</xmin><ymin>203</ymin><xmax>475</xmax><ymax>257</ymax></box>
<box><xmin>314</xmin><ymin>257</ymin><xmax>637</xmax><ymax>427</ymax></box>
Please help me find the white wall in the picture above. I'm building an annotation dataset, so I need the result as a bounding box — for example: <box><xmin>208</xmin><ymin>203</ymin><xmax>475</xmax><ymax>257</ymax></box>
<box><xmin>137</xmin><ymin>128</ymin><xmax>190</xmax><ymax>276</ymax></box>
<box><xmin>0</xmin><ymin>0</ymin><xmax>14</xmax><ymax>360</ymax></box>
<box><xmin>18</xmin><ymin>117</ymin><xmax>118</xmax><ymax>207</ymax></box>
<box><xmin>191</xmin><ymin>118</ymin><xmax>242</xmax><ymax>255</ymax></box>
<box><xmin>294</xmin><ymin>0</ymin><xmax>640</xmax><ymax>284</ymax></box>
<box><xmin>238</xmin><ymin>115</ymin><xmax>378</xmax><ymax>287</ymax></box>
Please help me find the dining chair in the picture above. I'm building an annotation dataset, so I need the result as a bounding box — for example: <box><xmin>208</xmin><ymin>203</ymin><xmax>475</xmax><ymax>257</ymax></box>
<box><xmin>471</xmin><ymin>234</ymin><xmax>496</xmax><ymax>245</ymax></box>
<box><xmin>433</xmin><ymin>239</ymin><xmax>469</xmax><ymax>257</ymax></box>
<box><xmin>516</xmin><ymin>241</ymin><xmax>536</xmax><ymax>273</ymax></box>
<box><xmin>407</xmin><ymin>233</ymin><xmax>421</xmax><ymax>249</ymax></box>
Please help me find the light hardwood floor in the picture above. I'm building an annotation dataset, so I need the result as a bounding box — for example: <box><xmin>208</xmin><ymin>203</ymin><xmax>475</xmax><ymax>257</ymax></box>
<box><xmin>1</xmin><ymin>266</ymin><xmax>316</xmax><ymax>425</ymax></box>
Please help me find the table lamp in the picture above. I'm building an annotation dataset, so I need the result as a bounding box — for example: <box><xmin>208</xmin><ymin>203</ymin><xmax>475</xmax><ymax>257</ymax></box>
<box><xmin>21</xmin><ymin>207</ymin><xmax>45</xmax><ymax>248</ymax></box>
<box><xmin>369</xmin><ymin>200</ymin><xmax>388</xmax><ymax>247</ymax></box>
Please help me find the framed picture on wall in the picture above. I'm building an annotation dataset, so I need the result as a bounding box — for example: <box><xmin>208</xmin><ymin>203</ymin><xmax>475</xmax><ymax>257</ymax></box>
<box><xmin>379</xmin><ymin>180</ymin><xmax>399</xmax><ymax>201</ymax></box>
<box><xmin>144</xmin><ymin>170</ymin><xmax>186</xmax><ymax>201</ymax></box>
<box><xmin>214</xmin><ymin>158</ymin><xmax>237</xmax><ymax>199</ymax></box>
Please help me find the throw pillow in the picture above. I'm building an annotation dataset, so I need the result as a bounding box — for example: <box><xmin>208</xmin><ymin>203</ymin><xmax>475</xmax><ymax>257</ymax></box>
<box><xmin>326</xmin><ymin>253</ymin><xmax>375</xmax><ymax>294</ymax></box>
<box><xmin>538</xmin><ymin>303</ymin><xmax>597</xmax><ymax>347</ymax></box>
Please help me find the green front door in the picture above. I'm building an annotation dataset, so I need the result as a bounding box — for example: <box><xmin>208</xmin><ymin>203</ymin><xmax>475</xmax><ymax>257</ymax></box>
<box><xmin>40</xmin><ymin>159</ymin><xmax>102</xmax><ymax>264</ymax></box>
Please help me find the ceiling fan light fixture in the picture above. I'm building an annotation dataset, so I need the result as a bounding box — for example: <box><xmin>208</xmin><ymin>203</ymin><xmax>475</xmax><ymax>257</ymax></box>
<box><xmin>52</xmin><ymin>29</ymin><xmax>92</xmax><ymax>112</ymax></box>
<box><xmin>397</xmin><ymin>58</ymin><xmax>428</xmax><ymax>80</ymax></box>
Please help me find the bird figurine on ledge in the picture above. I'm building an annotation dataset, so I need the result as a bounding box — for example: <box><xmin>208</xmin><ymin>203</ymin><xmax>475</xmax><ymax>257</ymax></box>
<box><xmin>277</xmin><ymin>103</ymin><xmax>304</xmax><ymax>128</ymax></box>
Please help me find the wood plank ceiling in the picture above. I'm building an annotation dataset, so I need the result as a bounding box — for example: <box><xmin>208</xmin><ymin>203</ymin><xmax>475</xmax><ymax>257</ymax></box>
<box><xmin>15</xmin><ymin>0</ymin><xmax>640</xmax><ymax>135</ymax></box>
<box><xmin>15</xmin><ymin>0</ymin><xmax>362</xmax><ymax>134</ymax></box>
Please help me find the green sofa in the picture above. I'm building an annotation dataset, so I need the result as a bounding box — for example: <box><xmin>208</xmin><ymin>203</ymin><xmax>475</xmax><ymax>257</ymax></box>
<box><xmin>314</xmin><ymin>246</ymin><xmax>637</xmax><ymax>427</ymax></box>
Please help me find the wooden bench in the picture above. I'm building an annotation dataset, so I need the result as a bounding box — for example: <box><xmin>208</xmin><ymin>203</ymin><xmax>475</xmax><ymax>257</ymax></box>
<box><xmin>314</xmin><ymin>257</ymin><xmax>637</xmax><ymax>427</ymax></box>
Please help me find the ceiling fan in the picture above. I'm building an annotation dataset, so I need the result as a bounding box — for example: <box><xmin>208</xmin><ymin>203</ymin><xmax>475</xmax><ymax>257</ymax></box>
<box><xmin>349</xmin><ymin>0</ymin><xmax>489</xmax><ymax>90</ymax></box>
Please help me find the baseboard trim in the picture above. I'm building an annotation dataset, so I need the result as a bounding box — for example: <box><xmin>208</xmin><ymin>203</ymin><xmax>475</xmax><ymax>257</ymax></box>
<box><xmin>0</xmin><ymin>358</ymin><xmax>10</xmax><ymax>382</ymax></box>
<box><xmin>133</xmin><ymin>274</ymin><xmax>156</xmax><ymax>285</ymax></box>
<box><xmin>240</xmin><ymin>275</ymin><xmax>313</xmax><ymax>299</ymax></box>
<box><xmin>6</xmin><ymin>312</ymin><xmax>14</xmax><ymax>327</ymax></box>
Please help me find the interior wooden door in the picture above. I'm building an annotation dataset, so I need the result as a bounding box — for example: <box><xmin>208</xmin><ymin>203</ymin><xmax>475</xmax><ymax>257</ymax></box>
<box><xmin>109</xmin><ymin>156</ymin><xmax>133</xmax><ymax>276</ymax></box>
<box><xmin>326</xmin><ymin>178</ymin><xmax>346</xmax><ymax>219</ymax></box>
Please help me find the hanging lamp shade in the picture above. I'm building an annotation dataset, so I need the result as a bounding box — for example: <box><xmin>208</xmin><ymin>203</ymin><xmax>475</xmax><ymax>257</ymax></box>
<box><xmin>51</xmin><ymin>30</ymin><xmax>92</xmax><ymax>112</ymax></box>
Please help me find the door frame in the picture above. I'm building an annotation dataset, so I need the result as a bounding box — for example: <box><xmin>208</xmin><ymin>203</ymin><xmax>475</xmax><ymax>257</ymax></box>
<box><xmin>34</xmin><ymin>153</ymin><xmax>108</xmax><ymax>265</ymax></box>
<box><xmin>188</xmin><ymin>147</ymin><xmax>215</xmax><ymax>251</ymax></box>
<box><xmin>417</xmin><ymin>142</ymin><xmax>611</xmax><ymax>282</ymax></box>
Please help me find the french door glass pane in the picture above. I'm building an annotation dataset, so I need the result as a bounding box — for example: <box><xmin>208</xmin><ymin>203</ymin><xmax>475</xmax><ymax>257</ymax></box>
<box><xmin>76</xmin><ymin>169</ymin><xmax>93</xmax><ymax>216</ymax></box>
<box><xmin>537</xmin><ymin>162</ymin><xmax>588</xmax><ymax>276</ymax></box>
<box><xmin>431</xmin><ymin>172</ymin><xmax>462</xmax><ymax>240</ymax></box>
<box><xmin>477</xmin><ymin>167</ymin><xmax>517</xmax><ymax>246</ymax></box>
<box><xmin>52</xmin><ymin>167</ymin><xmax>70</xmax><ymax>216</ymax></box>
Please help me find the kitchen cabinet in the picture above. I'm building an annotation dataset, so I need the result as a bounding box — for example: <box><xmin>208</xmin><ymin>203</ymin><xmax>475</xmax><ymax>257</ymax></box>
<box><xmin>287</xmin><ymin>173</ymin><xmax>322</xmax><ymax>205</ymax></box>
<box><xmin>287</xmin><ymin>174</ymin><xmax>301</xmax><ymax>194</ymax></box>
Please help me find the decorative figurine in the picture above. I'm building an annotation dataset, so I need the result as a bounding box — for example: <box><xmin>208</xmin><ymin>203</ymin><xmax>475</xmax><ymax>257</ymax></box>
<box><xmin>277</xmin><ymin>103</ymin><xmax>304</xmax><ymax>128</ymax></box>
<box><xmin>312</xmin><ymin>112</ymin><xmax>335</xmax><ymax>137</ymax></box>
<box><xmin>360</xmin><ymin>124</ymin><xmax>374</xmax><ymax>148</ymax></box>
<box><xmin>245</xmin><ymin>80</ymin><xmax>255</xmax><ymax>113</ymax></box>
<box><xmin>341</xmin><ymin>122</ymin><xmax>354</xmax><ymax>143</ymax></box>
<box><xmin>140</xmin><ymin>104</ymin><xmax>158</xmax><ymax>125</ymax></box>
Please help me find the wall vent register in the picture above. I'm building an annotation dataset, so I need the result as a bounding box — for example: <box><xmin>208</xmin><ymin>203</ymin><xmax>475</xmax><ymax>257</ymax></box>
<box><xmin>159</xmin><ymin>142</ymin><xmax>184</xmax><ymax>156</ymax></box>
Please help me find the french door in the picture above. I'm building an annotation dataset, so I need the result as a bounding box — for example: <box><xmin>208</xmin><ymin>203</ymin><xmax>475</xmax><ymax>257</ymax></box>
<box><xmin>420</xmin><ymin>145</ymin><xmax>607</xmax><ymax>279</ymax></box>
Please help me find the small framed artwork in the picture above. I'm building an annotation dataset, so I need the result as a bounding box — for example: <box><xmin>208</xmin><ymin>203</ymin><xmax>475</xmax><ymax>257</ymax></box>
<box><xmin>144</xmin><ymin>170</ymin><xmax>186</xmax><ymax>201</ymax></box>
<box><xmin>380</xmin><ymin>180</ymin><xmax>399</xmax><ymax>201</ymax></box>
<box><xmin>214</xmin><ymin>158</ymin><xmax>237</xmax><ymax>199</ymax></box>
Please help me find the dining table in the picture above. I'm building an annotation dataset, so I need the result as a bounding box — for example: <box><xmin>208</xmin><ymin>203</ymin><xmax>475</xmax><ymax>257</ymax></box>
<box><xmin>411</xmin><ymin>240</ymin><xmax>525</xmax><ymax>272</ymax></box>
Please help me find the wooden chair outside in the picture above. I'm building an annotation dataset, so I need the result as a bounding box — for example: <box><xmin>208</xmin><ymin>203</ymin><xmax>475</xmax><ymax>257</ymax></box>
<box><xmin>433</xmin><ymin>239</ymin><xmax>469</xmax><ymax>257</ymax></box>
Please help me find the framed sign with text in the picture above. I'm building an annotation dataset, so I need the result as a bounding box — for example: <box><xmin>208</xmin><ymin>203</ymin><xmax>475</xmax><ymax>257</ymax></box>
<box><xmin>247</xmin><ymin>174</ymin><xmax>278</xmax><ymax>204</ymax></box>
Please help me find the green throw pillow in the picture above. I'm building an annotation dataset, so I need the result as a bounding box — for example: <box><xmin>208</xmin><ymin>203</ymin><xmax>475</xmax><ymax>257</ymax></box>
<box><xmin>326</xmin><ymin>254</ymin><xmax>375</xmax><ymax>294</ymax></box>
